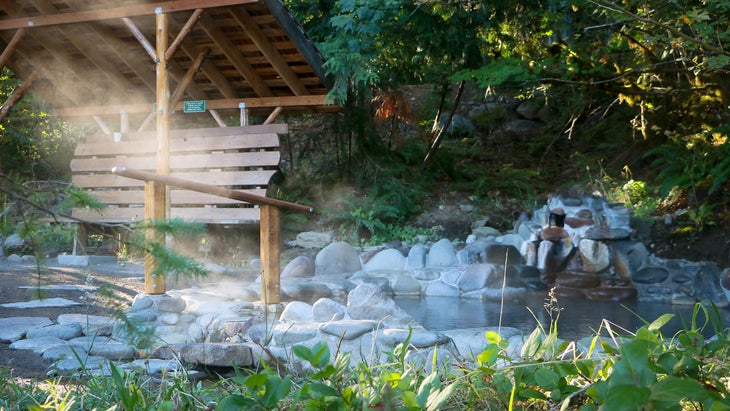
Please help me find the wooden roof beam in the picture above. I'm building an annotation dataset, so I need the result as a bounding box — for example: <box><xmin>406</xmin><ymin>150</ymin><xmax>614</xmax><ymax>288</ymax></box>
<box><xmin>168</xmin><ymin>15</ymin><xmax>238</xmax><ymax>99</ymax></box>
<box><xmin>165</xmin><ymin>8</ymin><xmax>203</xmax><ymax>62</ymax></box>
<box><xmin>170</xmin><ymin>47</ymin><xmax>210</xmax><ymax>108</ymax></box>
<box><xmin>229</xmin><ymin>7</ymin><xmax>308</xmax><ymax>96</ymax></box>
<box><xmin>0</xmin><ymin>0</ymin><xmax>258</xmax><ymax>31</ymax></box>
<box><xmin>54</xmin><ymin>94</ymin><xmax>331</xmax><ymax>116</ymax></box>
<box><xmin>199</xmin><ymin>13</ymin><xmax>273</xmax><ymax>97</ymax></box>
<box><xmin>0</xmin><ymin>28</ymin><xmax>25</xmax><ymax>69</ymax></box>
<box><xmin>30</xmin><ymin>0</ymin><xmax>137</xmax><ymax>92</ymax></box>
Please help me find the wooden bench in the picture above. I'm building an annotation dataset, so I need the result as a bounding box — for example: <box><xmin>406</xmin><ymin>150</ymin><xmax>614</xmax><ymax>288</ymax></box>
<box><xmin>70</xmin><ymin>124</ymin><xmax>286</xmax><ymax>225</ymax></box>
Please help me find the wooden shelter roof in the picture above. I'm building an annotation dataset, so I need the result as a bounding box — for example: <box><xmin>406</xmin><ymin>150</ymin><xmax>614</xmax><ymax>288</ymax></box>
<box><xmin>0</xmin><ymin>0</ymin><xmax>333</xmax><ymax>124</ymax></box>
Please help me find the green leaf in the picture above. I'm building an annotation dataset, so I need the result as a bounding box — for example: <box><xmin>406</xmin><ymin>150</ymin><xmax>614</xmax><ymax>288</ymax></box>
<box><xmin>648</xmin><ymin>314</ymin><xmax>674</xmax><ymax>331</ymax></box>
<box><xmin>603</xmin><ymin>385</ymin><xmax>650</xmax><ymax>411</ymax></box>
<box><xmin>534</xmin><ymin>368</ymin><xmax>560</xmax><ymax>391</ymax></box>
<box><xmin>520</xmin><ymin>327</ymin><xmax>544</xmax><ymax>359</ymax></box>
<box><xmin>649</xmin><ymin>376</ymin><xmax>706</xmax><ymax>406</ymax></box>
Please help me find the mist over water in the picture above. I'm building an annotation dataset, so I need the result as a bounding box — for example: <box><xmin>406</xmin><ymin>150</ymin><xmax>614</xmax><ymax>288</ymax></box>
<box><xmin>394</xmin><ymin>293</ymin><xmax>730</xmax><ymax>340</ymax></box>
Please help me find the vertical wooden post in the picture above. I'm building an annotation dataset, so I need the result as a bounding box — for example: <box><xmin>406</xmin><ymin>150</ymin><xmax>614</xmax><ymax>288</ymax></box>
<box><xmin>145</xmin><ymin>9</ymin><xmax>169</xmax><ymax>295</ymax></box>
<box><xmin>259</xmin><ymin>205</ymin><xmax>280</xmax><ymax>304</ymax></box>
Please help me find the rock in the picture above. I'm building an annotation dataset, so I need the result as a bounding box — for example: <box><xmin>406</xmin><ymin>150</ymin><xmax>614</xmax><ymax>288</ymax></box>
<box><xmin>272</xmin><ymin>323</ymin><xmax>320</xmax><ymax>345</ymax></box>
<box><xmin>457</xmin><ymin>264</ymin><xmax>495</xmax><ymax>292</ymax></box>
<box><xmin>282</xmin><ymin>281</ymin><xmax>332</xmax><ymax>301</ymax></box>
<box><xmin>424</xmin><ymin>281</ymin><xmax>459</xmax><ymax>297</ymax></box>
<box><xmin>406</xmin><ymin>244</ymin><xmax>427</xmax><ymax>269</ymax></box>
<box><xmin>315</xmin><ymin>242</ymin><xmax>362</xmax><ymax>275</ymax></box>
<box><xmin>57</xmin><ymin>255</ymin><xmax>90</xmax><ymax>267</ymax></box>
<box><xmin>281</xmin><ymin>256</ymin><xmax>315</xmax><ymax>278</ymax></box>
<box><xmin>57</xmin><ymin>314</ymin><xmax>116</xmax><ymax>337</ymax></box>
<box><xmin>515</xmin><ymin>100</ymin><xmax>543</xmax><ymax>120</ymax></box>
<box><xmin>632</xmin><ymin>267</ymin><xmax>669</xmax><ymax>284</ymax></box>
<box><xmin>0</xmin><ymin>317</ymin><xmax>53</xmax><ymax>342</ymax></box>
<box><xmin>411</xmin><ymin>268</ymin><xmax>441</xmax><ymax>281</ymax></box>
<box><xmin>555</xmin><ymin>273</ymin><xmax>601</xmax><ymax>289</ymax></box>
<box><xmin>10</xmin><ymin>336</ymin><xmax>69</xmax><ymax>354</ymax></box>
<box><xmin>26</xmin><ymin>323</ymin><xmax>84</xmax><ymax>340</ymax></box>
<box><xmin>4</xmin><ymin>234</ymin><xmax>25</xmax><ymax>251</ymax></box>
<box><xmin>312</xmin><ymin>298</ymin><xmax>347</xmax><ymax>322</ymax></box>
<box><xmin>477</xmin><ymin>287</ymin><xmax>527</xmax><ymax>302</ymax></box>
<box><xmin>540</xmin><ymin>226</ymin><xmax>568</xmax><ymax>242</ymax></box>
<box><xmin>378</xmin><ymin>329</ymin><xmax>451</xmax><ymax>348</ymax></box>
<box><xmin>472</xmin><ymin>226</ymin><xmax>501</xmax><ymax>239</ymax></box>
<box><xmin>584</xmin><ymin>227</ymin><xmax>631</xmax><ymax>240</ymax></box>
<box><xmin>483</xmin><ymin>243</ymin><xmax>522</xmax><ymax>265</ymax></box>
<box><xmin>584</xmin><ymin>283</ymin><xmax>637</xmax><ymax>302</ymax></box>
<box><xmin>578</xmin><ymin>239</ymin><xmax>610</xmax><ymax>273</ymax></box>
<box><xmin>175</xmin><ymin>343</ymin><xmax>256</xmax><ymax>367</ymax></box>
<box><xmin>319</xmin><ymin>320</ymin><xmax>378</xmax><ymax>340</ymax></box>
<box><xmin>6</xmin><ymin>254</ymin><xmax>22</xmax><ymax>263</ymax></box>
<box><xmin>391</xmin><ymin>275</ymin><xmax>422</xmax><ymax>295</ymax></box>
<box><xmin>427</xmin><ymin>239</ymin><xmax>458</xmax><ymax>267</ymax></box>
<box><xmin>364</xmin><ymin>248</ymin><xmax>406</xmax><ymax>272</ymax></box>
<box><xmin>1</xmin><ymin>297</ymin><xmax>82</xmax><ymax>309</ymax></box>
<box><xmin>694</xmin><ymin>263</ymin><xmax>728</xmax><ymax>306</ymax></box>
<box><xmin>504</xmin><ymin>119</ymin><xmax>542</xmax><ymax>133</ymax></box>
<box><xmin>279</xmin><ymin>301</ymin><xmax>314</xmax><ymax>323</ymax></box>
<box><xmin>553</xmin><ymin>286</ymin><xmax>587</xmax><ymax>300</ymax></box>
<box><xmin>295</xmin><ymin>231</ymin><xmax>335</xmax><ymax>249</ymax></box>
<box><xmin>346</xmin><ymin>284</ymin><xmax>416</xmax><ymax>326</ymax></box>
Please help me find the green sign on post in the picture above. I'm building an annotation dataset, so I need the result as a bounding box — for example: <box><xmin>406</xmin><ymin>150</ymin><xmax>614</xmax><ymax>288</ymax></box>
<box><xmin>183</xmin><ymin>100</ymin><xmax>206</xmax><ymax>113</ymax></box>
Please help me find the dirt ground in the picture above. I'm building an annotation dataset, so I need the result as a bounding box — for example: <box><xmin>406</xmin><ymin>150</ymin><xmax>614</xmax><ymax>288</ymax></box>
<box><xmin>0</xmin><ymin>259</ymin><xmax>147</xmax><ymax>380</ymax></box>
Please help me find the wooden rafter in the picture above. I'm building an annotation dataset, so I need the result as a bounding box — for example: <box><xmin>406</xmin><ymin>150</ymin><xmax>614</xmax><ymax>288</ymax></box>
<box><xmin>0</xmin><ymin>0</ymin><xmax>334</xmax><ymax>119</ymax></box>
<box><xmin>0</xmin><ymin>0</ymin><xmax>257</xmax><ymax>30</ymax></box>
<box><xmin>199</xmin><ymin>13</ymin><xmax>273</xmax><ymax>97</ymax></box>
<box><xmin>230</xmin><ymin>7</ymin><xmax>308</xmax><ymax>96</ymax></box>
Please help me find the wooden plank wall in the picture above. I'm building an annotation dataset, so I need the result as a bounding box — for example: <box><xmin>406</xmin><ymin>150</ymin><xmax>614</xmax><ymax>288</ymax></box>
<box><xmin>70</xmin><ymin>124</ymin><xmax>285</xmax><ymax>224</ymax></box>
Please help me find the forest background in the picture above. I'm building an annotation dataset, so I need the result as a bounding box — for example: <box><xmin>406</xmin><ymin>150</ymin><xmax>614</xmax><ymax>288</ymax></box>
<box><xmin>1</xmin><ymin>0</ymin><xmax>728</xmax><ymax>266</ymax></box>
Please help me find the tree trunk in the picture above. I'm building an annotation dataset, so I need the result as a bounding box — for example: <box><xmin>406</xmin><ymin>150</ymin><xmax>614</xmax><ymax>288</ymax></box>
<box><xmin>422</xmin><ymin>80</ymin><xmax>466</xmax><ymax>169</ymax></box>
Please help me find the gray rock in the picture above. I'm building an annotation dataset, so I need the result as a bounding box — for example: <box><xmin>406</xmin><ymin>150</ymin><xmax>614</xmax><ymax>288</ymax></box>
<box><xmin>282</xmin><ymin>281</ymin><xmax>332</xmax><ymax>301</ymax></box>
<box><xmin>315</xmin><ymin>242</ymin><xmax>362</xmax><ymax>275</ymax></box>
<box><xmin>378</xmin><ymin>329</ymin><xmax>451</xmax><ymax>348</ymax></box>
<box><xmin>176</xmin><ymin>343</ymin><xmax>256</xmax><ymax>367</ymax></box>
<box><xmin>6</xmin><ymin>254</ymin><xmax>22</xmax><ymax>263</ymax></box>
<box><xmin>86</xmin><ymin>340</ymin><xmax>136</xmax><ymax>361</ymax></box>
<box><xmin>272</xmin><ymin>323</ymin><xmax>320</xmax><ymax>345</ymax></box>
<box><xmin>42</xmin><ymin>345</ymin><xmax>88</xmax><ymax>362</ymax></box>
<box><xmin>364</xmin><ymin>248</ymin><xmax>406</xmax><ymax>272</ymax></box>
<box><xmin>0</xmin><ymin>317</ymin><xmax>53</xmax><ymax>343</ymax></box>
<box><xmin>406</xmin><ymin>244</ymin><xmax>427</xmax><ymax>269</ymax></box>
<box><xmin>281</xmin><ymin>256</ymin><xmax>315</xmax><ymax>278</ymax></box>
<box><xmin>57</xmin><ymin>314</ymin><xmax>116</xmax><ymax>337</ymax></box>
<box><xmin>319</xmin><ymin>320</ymin><xmax>378</xmax><ymax>340</ymax></box>
<box><xmin>424</xmin><ymin>281</ymin><xmax>459</xmax><ymax>297</ymax></box>
<box><xmin>312</xmin><ymin>298</ymin><xmax>347</xmax><ymax>322</ymax></box>
<box><xmin>26</xmin><ymin>323</ymin><xmax>83</xmax><ymax>340</ymax></box>
<box><xmin>279</xmin><ymin>301</ymin><xmax>314</xmax><ymax>323</ymax></box>
<box><xmin>4</xmin><ymin>233</ymin><xmax>25</xmax><ymax>250</ymax></box>
<box><xmin>1</xmin><ymin>297</ymin><xmax>82</xmax><ymax>309</ymax></box>
<box><xmin>578</xmin><ymin>239</ymin><xmax>610</xmax><ymax>273</ymax></box>
<box><xmin>391</xmin><ymin>275</ymin><xmax>422</xmax><ymax>295</ymax></box>
<box><xmin>457</xmin><ymin>264</ymin><xmax>495</xmax><ymax>292</ymax></box>
<box><xmin>10</xmin><ymin>336</ymin><xmax>69</xmax><ymax>354</ymax></box>
<box><xmin>427</xmin><ymin>239</ymin><xmax>458</xmax><ymax>267</ymax></box>
<box><xmin>411</xmin><ymin>268</ymin><xmax>441</xmax><ymax>281</ymax></box>
<box><xmin>483</xmin><ymin>243</ymin><xmax>522</xmax><ymax>266</ymax></box>
<box><xmin>504</xmin><ymin>119</ymin><xmax>542</xmax><ymax>133</ymax></box>
<box><xmin>633</xmin><ymin>267</ymin><xmax>669</xmax><ymax>284</ymax></box>
<box><xmin>154</xmin><ymin>295</ymin><xmax>187</xmax><ymax>313</ymax></box>
<box><xmin>296</xmin><ymin>231</ymin><xmax>336</xmax><ymax>249</ymax></box>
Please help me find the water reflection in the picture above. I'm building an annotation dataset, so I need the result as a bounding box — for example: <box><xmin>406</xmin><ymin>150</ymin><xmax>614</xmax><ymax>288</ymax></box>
<box><xmin>394</xmin><ymin>293</ymin><xmax>730</xmax><ymax>340</ymax></box>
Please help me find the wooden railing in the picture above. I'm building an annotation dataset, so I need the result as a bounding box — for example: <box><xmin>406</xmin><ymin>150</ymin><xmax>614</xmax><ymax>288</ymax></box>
<box><xmin>112</xmin><ymin>166</ymin><xmax>314</xmax><ymax>304</ymax></box>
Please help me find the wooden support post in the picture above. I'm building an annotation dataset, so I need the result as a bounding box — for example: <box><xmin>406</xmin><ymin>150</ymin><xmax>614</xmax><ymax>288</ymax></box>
<box><xmin>239</xmin><ymin>102</ymin><xmax>249</xmax><ymax>126</ymax></box>
<box><xmin>259</xmin><ymin>205</ymin><xmax>280</xmax><ymax>304</ymax></box>
<box><xmin>145</xmin><ymin>9</ymin><xmax>170</xmax><ymax>295</ymax></box>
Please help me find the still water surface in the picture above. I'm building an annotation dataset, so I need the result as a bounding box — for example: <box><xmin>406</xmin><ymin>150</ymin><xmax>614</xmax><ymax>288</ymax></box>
<box><xmin>394</xmin><ymin>293</ymin><xmax>730</xmax><ymax>340</ymax></box>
